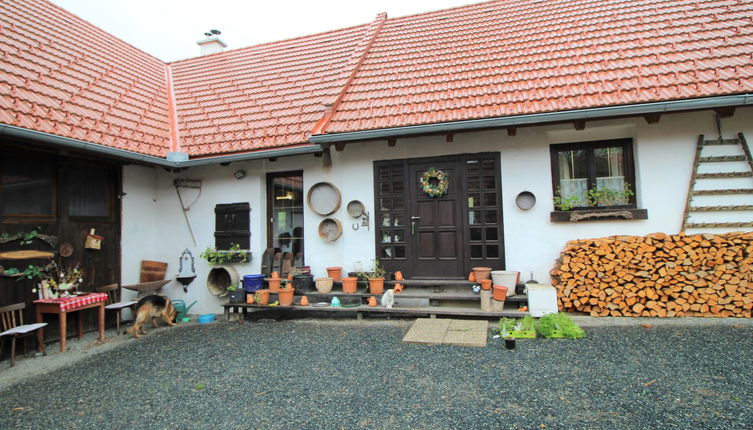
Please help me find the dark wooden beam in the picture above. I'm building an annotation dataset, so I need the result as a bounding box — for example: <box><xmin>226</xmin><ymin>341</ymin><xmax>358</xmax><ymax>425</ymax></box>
<box><xmin>573</xmin><ymin>120</ymin><xmax>586</xmax><ymax>131</ymax></box>
<box><xmin>643</xmin><ymin>113</ymin><xmax>661</xmax><ymax>124</ymax></box>
<box><xmin>506</xmin><ymin>127</ymin><xmax>517</xmax><ymax>136</ymax></box>
<box><xmin>313</xmin><ymin>152</ymin><xmax>323</xmax><ymax>158</ymax></box>
<box><xmin>387</xmin><ymin>137</ymin><xmax>397</xmax><ymax>147</ymax></box>
<box><xmin>334</xmin><ymin>142</ymin><xmax>346</xmax><ymax>152</ymax></box>
<box><xmin>269</xmin><ymin>157</ymin><xmax>277</xmax><ymax>162</ymax></box>
<box><xmin>715</xmin><ymin>107</ymin><xmax>736</xmax><ymax>118</ymax></box>
<box><xmin>445</xmin><ymin>133</ymin><xmax>453</xmax><ymax>143</ymax></box>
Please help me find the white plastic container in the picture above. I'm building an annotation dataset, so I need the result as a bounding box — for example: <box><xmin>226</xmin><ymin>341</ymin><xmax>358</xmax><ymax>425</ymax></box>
<box><xmin>490</xmin><ymin>270</ymin><xmax>518</xmax><ymax>288</ymax></box>
<box><xmin>526</xmin><ymin>284</ymin><xmax>558</xmax><ymax>317</ymax></box>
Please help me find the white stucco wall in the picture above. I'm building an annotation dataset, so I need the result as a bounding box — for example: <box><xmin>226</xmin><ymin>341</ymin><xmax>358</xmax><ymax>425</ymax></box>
<box><xmin>121</xmin><ymin>107</ymin><xmax>753</xmax><ymax>314</ymax></box>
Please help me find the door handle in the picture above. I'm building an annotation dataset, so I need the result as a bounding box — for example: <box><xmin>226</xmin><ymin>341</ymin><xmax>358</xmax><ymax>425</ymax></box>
<box><xmin>411</xmin><ymin>216</ymin><xmax>420</xmax><ymax>235</ymax></box>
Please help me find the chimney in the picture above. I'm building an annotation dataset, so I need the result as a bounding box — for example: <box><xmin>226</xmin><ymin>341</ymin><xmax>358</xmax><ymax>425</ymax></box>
<box><xmin>197</xmin><ymin>29</ymin><xmax>227</xmax><ymax>55</ymax></box>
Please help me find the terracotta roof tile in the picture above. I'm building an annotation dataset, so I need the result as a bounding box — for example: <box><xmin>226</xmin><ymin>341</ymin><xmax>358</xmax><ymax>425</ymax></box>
<box><xmin>3</xmin><ymin>0</ymin><xmax>753</xmax><ymax>157</ymax></box>
<box><xmin>325</xmin><ymin>0</ymin><xmax>753</xmax><ymax>133</ymax></box>
<box><xmin>0</xmin><ymin>0</ymin><xmax>171</xmax><ymax>156</ymax></box>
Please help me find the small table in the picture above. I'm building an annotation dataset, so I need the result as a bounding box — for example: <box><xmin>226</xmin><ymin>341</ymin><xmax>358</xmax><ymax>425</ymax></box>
<box><xmin>34</xmin><ymin>293</ymin><xmax>108</xmax><ymax>352</ymax></box>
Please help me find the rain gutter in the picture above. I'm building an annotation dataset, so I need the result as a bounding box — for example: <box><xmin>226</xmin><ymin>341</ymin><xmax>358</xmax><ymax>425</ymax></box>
<box><xmin>0</xmin><ymin>123</ymin><xmax>322</xmax><ymax>168</ymax></box>
<box><xmin>309</xmin><ymin>94</ymin><xmax>753</xmax><ymax>143</ymax></box>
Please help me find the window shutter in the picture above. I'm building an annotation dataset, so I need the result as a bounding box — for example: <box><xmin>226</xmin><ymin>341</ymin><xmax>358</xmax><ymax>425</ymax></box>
<box><xmin>214</xmin><ymin>203</ymin><xmax>250</xmax><ymax>249</ymax></box>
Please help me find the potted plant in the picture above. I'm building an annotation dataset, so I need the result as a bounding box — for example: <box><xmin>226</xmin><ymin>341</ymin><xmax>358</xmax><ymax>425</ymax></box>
<box><xmin>364</xmin><ymin>259</ymin><xmax>387</xmax><ymax>295</ymax></box>
<box><xmin>278</xmin><ymin>280</ymin><xmax>294</xmax><ymax>306</ymax></box>
<box><xmin>200</xmin><ymin>243</ymin><xmax>250</xmax><ymax>265</ymax></box>
<box><xmin>226</xmin><ymin>283</ymin><xmax>245</xmax><ymax>304</ymax></box>
<box><xmin>254</xmin><ymin>289</ymin><xmax>270</xmax><ymax>306</ymax></box>
<box><xmin>512</xmin><ymin>315</ymin><xmax>537</xmax><ymax>338</ymax></box>
<box><xmin>537</xmin><ymin>313</ymin><xmax>585</xmax><ymax>339</ymax></box>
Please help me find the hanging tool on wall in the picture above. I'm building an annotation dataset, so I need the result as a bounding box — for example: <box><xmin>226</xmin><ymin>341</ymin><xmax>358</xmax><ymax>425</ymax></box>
<box><xmin>174</xmin><ymin>179</ymin><xmax>202</xmax><ymax>246</ymax></box>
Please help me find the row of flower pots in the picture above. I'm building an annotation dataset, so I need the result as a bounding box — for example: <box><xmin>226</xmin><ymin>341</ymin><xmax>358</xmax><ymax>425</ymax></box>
<box><xmin>472</xmin><ymin>267</ymin><xmax>520</xmax><ymax>301</ymax></box>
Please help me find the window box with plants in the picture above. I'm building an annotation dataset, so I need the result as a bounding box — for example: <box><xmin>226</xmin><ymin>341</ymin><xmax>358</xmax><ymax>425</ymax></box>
<box><xmin>200</xmin><ymin>243</ymin><xmax>251</xmax><ymax>265</ymax></box>
<box><xmin>550</xmin><ymin>184</ymin><xmax>647</xmax><ymax>222</ymax></box>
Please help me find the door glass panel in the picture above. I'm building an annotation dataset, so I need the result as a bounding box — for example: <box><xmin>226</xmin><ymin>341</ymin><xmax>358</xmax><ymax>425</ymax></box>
<box><xmin>483</xmin><ymin>175</ymin><xmax>496</xmax><ymax>189</ymax></box>
<box><xmin>468</xmin><ymin>177</ymin><xmax>480</xmax><ymax>190</ymax></box>
<box><xmin>381</xmin><ymin>231</ymin><xmax>392</xmax><ymax>243</ymax></box>
<box><xmin>1</xmin><ymin>152</ymin><xmax>55</xmax><ymax>215</ymax></box>
<box><xmin>470</xmin><ymin>228</ymin><xmax>482</xmax><ymax>241</ymax></box>
<box><xmin>486</xmin><ymin>228</ymin><xmax>498</xmax><ymax>241</ymax></box>
<box><xmin>470</xmin><ymin>245</ymin><xmax>483</xmax><ymax>258</ymax></box>
<box><xmin>468</xmin><ymin>193</ymin><xmax>480</xmax><ymax>208</ymax></box>
<box><xmin>381</xmin><ymin>214</ymin><xmax>392</xmax><ymax>227</ymax></box>
<box><xmin>269</xmin><ymin>173</ymin><xmax>303</xmax><ymax>254</ymax></box>
<box><xmin>483</xmin><ymin>193</ymin><xmax>496</xmax><ymax>207</ymax></box>
<box><xmin>381</xmin><ymin>247</ymin><xmax>393</xmax><ymax>259</ymax></box>
<box><xmin>393</xmin><ymin>230</ymin><xmax>405</xmax><ymax>243</ymax></box>
<box><xmin>394</xmin><ymin>246</ymin><xmax>406</xmax><ymax>259</ymax></box>
<box><xmin>486</xmin><ymin>245</ymin><xmax>499</xmax><ymax>258</ymax></box>
<box><xmin>394</xmin><ymin>198</ymin><xmax>405</xmax><ymax>210</ymax></box>
<box><xmin>485</xmin><ymin>210</ymin><xmax>497</xmax><ymax>224</ymax></box>
<box><xmin>468</xmin><ymin>210</ymin><xmax>480</xmax><ymax>225</ymax></box>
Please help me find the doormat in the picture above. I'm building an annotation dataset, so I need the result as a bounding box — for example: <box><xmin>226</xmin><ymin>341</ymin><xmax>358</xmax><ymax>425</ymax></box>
<box><xmin>402</xmin><ymin>318</ymin><xmax>488</xmax><ymax>347</ymax></box>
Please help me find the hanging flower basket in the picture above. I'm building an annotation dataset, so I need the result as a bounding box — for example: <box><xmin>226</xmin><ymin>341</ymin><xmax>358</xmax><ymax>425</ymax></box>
<box><xmin>419</xmin><ymin>167</ymin><xmax>449</xmax><ymax>198</ymax></box>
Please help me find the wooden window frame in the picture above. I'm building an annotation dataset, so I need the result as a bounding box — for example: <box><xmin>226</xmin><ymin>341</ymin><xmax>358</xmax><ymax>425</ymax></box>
<box><xmin>266</xmin><ymin>171</ymin><xmax>304</xmax><ymax>252</ymax></box>
<box><xmin>0</xmin><ymin>146</ymin><xmax>58</xmax><ymax>222</ymax></box>
<box><xmin>550</xmin><ymin>138</ymin><xmax>637</xmax><ymax>208</ymax></box>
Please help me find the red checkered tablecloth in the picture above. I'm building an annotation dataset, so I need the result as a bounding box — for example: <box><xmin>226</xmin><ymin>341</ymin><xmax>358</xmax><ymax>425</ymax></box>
<box><xmin>34</xmin><ymin>293</ymin><xmax>108</xmax><ymax>312</ymax></box>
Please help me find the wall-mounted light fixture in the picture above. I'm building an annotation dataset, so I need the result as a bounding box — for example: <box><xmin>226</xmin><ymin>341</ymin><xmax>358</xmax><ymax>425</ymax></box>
<box><xmin>233</xmin><ymin>169</ymin><xmax>246</xmax><ymax>180</ymax></box>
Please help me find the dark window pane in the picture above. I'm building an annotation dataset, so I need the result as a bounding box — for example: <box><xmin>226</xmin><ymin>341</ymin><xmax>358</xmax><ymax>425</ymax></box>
<box><xmin>392</xmin><ymin>181</ymin><xmax>404</xmax><ymax>193</ymax></box>
<box><xmin>470</xmin><ymin>228</ymin><xmax>482</xmax><ymax>241</ymax></box>
<box><xmin>381</xmin><ymin>214</ymin><xmax>392</xmax><ymax>227</ymax></box>
<box><xmin>486</xmin><ymin>245</ymin><xmax>499</xmax><ymax>258</ymax></box>
<box><xmin>379</xmin><ymin>182</ymin><xmax>390</xmax><ymax>193</ymax></box>
<box><xmin>483</xmin><ymin>175</ymin><xmax>496</xmax><ymax>189</ymax></box>
<box><xmin>483</xmin><ymin>193</ymin><xmax>496</xmax><ymax>207</ymax></box>
<box><xmin>394</xmin><ymin>198</ymin><xmax>405</xmax><ymax>210</ymax></box>
<box><xmin>1</xmin><ymin>152</ymin><xmax>55</xmax><ymax>215</ymax></box>
<box><xmin>381</xmin><ymin>231</ymin><xmax>392</xmax><ymax>243</ymax></box>
<box><xmin>466</xmin><ymin>159</ymin><xmax>480</xmax><ymax>173</ymax></box>
<box><xmin>468</xmin><ymin>176</ymin><xmax>480</xmax><ymax>190</ymax></box>
<box><xmin>485</xmin><ymin>210</ymin><xmax>497</xmax><ymax>224</ymax></box>
<box><xmin>381</xmin><ymin>246</ymin><xmax>393</xmax><ymax>259</ymax></box>
<box><xmin>380</xmin><ymin>198</ymin><xmax>392</xmax><ymax>211</ymax></box>
<box><xmin>482</xmin><ymin>160</ymin><xmax>495</xmax><ymax>173</ymax></box>
<box><xmin>379</xmin><ymin>167</ymin><xmax>391</xmax><ymax>180</ymax></box>
<box><xmin>486</xmin><ymin>228</ymin><xmax>498</xmax><ymax>241</ymax></box>
<box><xmin>68</xmin><ymin>166</ymin><xmax>109</xmax><ymax>217</ymax></box>
<box><xmin>394</xmin><ymin>246</ymin><xmax>406</xmax><ymax>259</ymax></box>
<box><xmin>468</xmin><ymin>193</ymin><xmax>480</xmax><ymax>208</ymax></box>
<box><xmin>470</xmin><ymin>245</ymin><xmax>483</xmax><ymax>258</ymax></box>
<box><xmin>393</xmin><ymin>230</ymin><xmax>405</xmax><ymax>243</ymax></box>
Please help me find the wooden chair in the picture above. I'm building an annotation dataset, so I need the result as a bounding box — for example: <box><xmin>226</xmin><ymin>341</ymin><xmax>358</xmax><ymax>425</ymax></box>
<box><xmin>97</xmin><ymin>284</ymin><xmax>138</xmax><ymax>335</ymax></box>
<box><xmin>0</xmin><ymin>303</ymin><xmax>47</xmax><ymax>367</ymax></box>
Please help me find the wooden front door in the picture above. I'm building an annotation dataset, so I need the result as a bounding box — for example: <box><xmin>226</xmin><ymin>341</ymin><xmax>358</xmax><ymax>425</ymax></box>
<box><xmin>375</xmin><ymin>153</ymin><xmax>504</xmax><ymax>279</ymax></box>
<box><xmin>408</xmin><ymin>159</ymin><xmax>464</xmax><ymax>278</ymax></box>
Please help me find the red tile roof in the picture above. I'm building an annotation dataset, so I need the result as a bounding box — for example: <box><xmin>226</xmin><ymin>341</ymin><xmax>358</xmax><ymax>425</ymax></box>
<box><xmin>0</xmin><ymin>0</ymin><xmax>171</xmax><ymax>156</ymax></box>
<box><xmin>1</xmin><ymin>0</ymin><xmax>753</xmax><ymax>158</ymax></box>
<box><xmin>324</xmin><ymin>0</ymin><xmax>753</xmax><ymax>133</ymax></box>
<box><xmin>169</xmin><ymin>22</ymin><xmax>374</xmax><ymax>156</ymax></box>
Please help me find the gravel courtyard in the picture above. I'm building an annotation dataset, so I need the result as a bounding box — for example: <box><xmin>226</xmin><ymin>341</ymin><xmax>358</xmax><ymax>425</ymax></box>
<box><xmin>0</xmin><ymin>317</ymin><xmax>751</xmax><ymax>429</ymax></box>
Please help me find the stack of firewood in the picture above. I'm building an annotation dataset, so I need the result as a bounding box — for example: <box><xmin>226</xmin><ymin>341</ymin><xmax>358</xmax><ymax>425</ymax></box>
<box><xmin>550</xmin><ymin>231</ymin><xmax>753</xmax><ymax>318</ymax></box>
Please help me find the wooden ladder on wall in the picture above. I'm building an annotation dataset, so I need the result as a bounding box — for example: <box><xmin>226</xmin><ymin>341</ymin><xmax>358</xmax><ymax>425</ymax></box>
<box><xmin>682</xmin><ymin>132</ymin><xmax>753</xmax><ymax>232</ymax></box>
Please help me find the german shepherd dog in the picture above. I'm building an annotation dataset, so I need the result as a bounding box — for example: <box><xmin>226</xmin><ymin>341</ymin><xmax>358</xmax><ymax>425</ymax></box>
<box><xmin>126</xmin><ymin>295</ymin><xmax>177</xmax><ymax>338</ymax></box>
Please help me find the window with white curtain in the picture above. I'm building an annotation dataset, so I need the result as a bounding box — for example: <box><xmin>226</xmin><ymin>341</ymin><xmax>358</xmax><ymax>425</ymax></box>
<box><xmin>550</xmin><ymin>139</ymin><xmax>635</xmax><ymax>209</ymax></box>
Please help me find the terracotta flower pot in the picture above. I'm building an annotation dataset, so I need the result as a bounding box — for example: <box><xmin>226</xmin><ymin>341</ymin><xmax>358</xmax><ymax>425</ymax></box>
<box><xmin>492</xmin><ymin>284</ymin><xmax>508</xmax><ymax>301</ymax></box>
<box><xmin>472</xmin><ymin>267</ymin><xmax>492</xmax><ymax>281</ymax></box>
<box><xmin>468</xmin><ymin>271</ymin><xmax>476</xmax><ymax>282</ymax></box>
<box><xmin>367</xmin><ymin>296</ymin><xmax>378</xmax><ymax>307</ymax></box>
<box><xmin>278</xmin><ymin>287</ymin><xmax>294</xmax><ymax>306</ymax></box>
<box><xmin>315</xmin><ymin>277</ymin><xmax>333</xmax><ymax>293</ymax></box>
<box><xmin>480</xmin><ymin>279</ymin><xmax>492</xmax><ymax>290</ymax></box>
<box><xmin>254</xmin><ymin>289</ymin><xmax>270</xmax><ymax>306</ymax></box>
<box><xmin>326</xmin><ymin>266</ymin><xmax>343</xmax><ymax>282</ymax></box>
<box><xmin>246</xmin><ymin>293</ymin><xmax>255</xmax><ymax>304</ymax></box>
<box><xmin>368</xmin><ymin>278</ymin><xmax>385</xmax><ymax>295</ymax></box>
<box><xmin>342</xmin><ymin>277</ymin><xmax>358</xmax><ymax>294</ymax></box>
<box><xmin>300</xmin><ymin>295</ymin><xmax>309</xmax><ymax>306</ymax></box>
<box><xmin>268</xmin><ymin>278</ymin><xmax>282</xmax><ymax>292</ymax></box>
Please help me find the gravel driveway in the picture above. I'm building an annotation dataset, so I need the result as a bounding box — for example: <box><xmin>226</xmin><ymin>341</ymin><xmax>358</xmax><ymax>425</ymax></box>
<box><xmin>0</xmin><ymin>318</ymin><xmax>751</xmax><ymax>429</ymax></box>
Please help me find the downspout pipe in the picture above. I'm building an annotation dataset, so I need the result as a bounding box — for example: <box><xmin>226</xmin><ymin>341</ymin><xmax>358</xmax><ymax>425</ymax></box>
<box><xmin>0</xmin><ymin>123</ymin><xmax>322</xmax><ymax>167</ymax></box>
<box><xmin>309</xmin><ymin>94</ymin><xmax>753</xmax><ymax>143</ymax></box>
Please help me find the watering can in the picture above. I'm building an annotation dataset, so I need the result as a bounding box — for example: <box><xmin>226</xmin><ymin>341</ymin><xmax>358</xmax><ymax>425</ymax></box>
<box><xmin>172</xmin><ymin>299</ymin><xmax>197</xmax><ymax>321</ymax></box>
